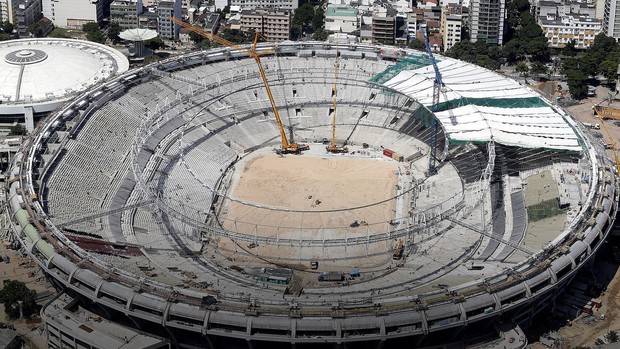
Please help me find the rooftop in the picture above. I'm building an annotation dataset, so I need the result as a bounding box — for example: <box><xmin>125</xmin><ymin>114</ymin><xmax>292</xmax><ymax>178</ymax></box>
<box><xmin>326</xmin><ymin>5</ymin><xmax>359</xmax><ymax>17</ymax></box>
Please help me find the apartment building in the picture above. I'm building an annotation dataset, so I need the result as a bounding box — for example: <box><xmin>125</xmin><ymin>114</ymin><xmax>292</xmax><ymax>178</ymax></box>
<box><xmin>111</xmin><ymin>0</ymin><xmax>141</xmax><ymax>29</ymax></box>
<box><xmin>372</xmin><ymin>10</ymin><xmax>395</xmax><ymax>44</ymax></box>
<box><xmin>325</xmin><ymin>5</ymin><xmax>358</xmax><ymax>34</ymax></box>
<box><xmin>231</xmin><ymin>0</ymin><xmax>298</xmax><ymax>11</ymax></box>
<box><xmin>158</xmin><ymin>0</ymin><xmax>181</xmax><ymax>40</ymax></box>
<box><xmin>240</xmin><ymin>8</ymin><xmax>290</xmax><ymax>41</ymax></box>
<box><xmin>42</xmin><ymin>0</ymin><xmax>111</xmax><ymax>28</ymax></box>
<box><xmin>539</xmin><ymin>13</ymin><xmax>601</xmax><ymax>48</ymax></box>
<box><xmin>13</xmin><ymin>0</ymin><xmax>42</xmax><ymax>36</ymax></box>
<box><xmin>441</xmin><ymin>4</ymin><xmax>462</xmax><ymax>51</ymax></box>
<box><xmin>604</xmin><ymin>0</ymin><xmax>620</xmax><ymax>38</ymax></box>
<box><xmin>469</xmin><ymin>0</ymin><xmax>504</xmax><ymax>45</ymax></box>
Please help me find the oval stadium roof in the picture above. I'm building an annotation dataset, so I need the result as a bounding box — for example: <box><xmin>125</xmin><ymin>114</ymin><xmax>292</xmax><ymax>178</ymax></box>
<box><xmin>0</xmin><ymin>38</ymin><xmax>129</xmax><ymax>109</ymax></box>
<box><xmin>381</xmin><ymin>54</ymin><xmax>582</xmax><ymax>152</ymax></box>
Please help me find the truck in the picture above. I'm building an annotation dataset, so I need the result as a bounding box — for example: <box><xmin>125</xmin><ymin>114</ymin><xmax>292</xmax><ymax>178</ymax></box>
<box><xmin>582</xmin><ymin>122</ymin><xmax>600</xmax><ymax>130</ymax></box>
<box><xmin>318</xmin><ymin>272</ymin><xmax>344</xmax><ymax>282</ymax></box>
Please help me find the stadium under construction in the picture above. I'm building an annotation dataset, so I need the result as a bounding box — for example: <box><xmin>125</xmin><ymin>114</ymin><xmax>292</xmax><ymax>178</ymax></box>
<box><xmin>5</xmin><ymin>42</ymin><xmax>620</xmax><ymax>349</ymax></box>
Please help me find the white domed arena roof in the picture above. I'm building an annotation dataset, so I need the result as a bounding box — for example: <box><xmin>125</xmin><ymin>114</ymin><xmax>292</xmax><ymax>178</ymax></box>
<box><xmin>0</xmin><ymin>38</ymin><xmax>129</xmax><ymax>113</ymax></box>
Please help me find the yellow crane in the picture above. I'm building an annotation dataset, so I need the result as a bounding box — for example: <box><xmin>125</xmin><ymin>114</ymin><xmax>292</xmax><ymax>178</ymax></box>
<box><xmin>169</xmin><ymin>17</ymin><xmax>309</xmax><ymax>154</ymax></box>
<box><xmin>592</xmin><ymin>102</ymin><xmax>619</xmax><ymax>174</ymax></box>
<box><xmin>326</xmin><ymin>50</ymin><xmax>348</xmax><ymax>153</ymax></box>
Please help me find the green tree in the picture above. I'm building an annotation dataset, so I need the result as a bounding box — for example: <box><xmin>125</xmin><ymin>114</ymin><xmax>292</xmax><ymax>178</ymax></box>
<box><xmin>144</xmin><ymin>37</ymin><xmax>164</xmax><ymax>50</ymax></box>
<box><xmin>312</xmin><ymin>28</ymin><xmax>329</xmax><ymax>41</ymax></box>
<box><xmin>293</xmin><ymin>3</ymin><xmax>315</xmax><ymax>32</ymax></box>
<box><xmin>49</xmin><ymin>27</ymin><xmax>69</xmax><ymax>38</ymax></box>
<box><xmin>82</xmin><ymin>22</ymin><xmax>100</xmax><ymax>33</ymax></box>
<box><xmin>562</xmin><ymin>39</ymin><xmax>577</xmax><ymax>56</ymax></box>
<box><xmin>1</xmin><ymin>21</ymin><xmax>13</xmax><ymax>34</ymax></box>
<box><xmin>566</xmin><ymin>69</ymin><xmax>588</xmax><ymax>99</ymax></box>
<box><xmin>312</xmin><ymin>6</ymin><xmax>325</xmax><ymax>31</ymax></box>
<box><xmin>0</xmin><ymin>280</ymin><xmax>39</xmax><ymax>319</ymax></box>
<box><xmin>0</xmin><ymin>33</ymin><xmax>10</xmax><ymax>41</ymax></box>
<box><xmin>599</xmin><ymin>59</ymin><xmax>619</xmax><ymax>83</ymax></box>
<box><xmin>28</xmin><ymin>23</ymin><xmax>44</xmax><ymax>37</ymax></box>
<box><xmin>107</xmin><ymin>23</ymin><xmax>122</xmax><ymax>43</ymax></box>
<box><xmin>530</xmin><ymin>61</ymin><xmax>547</xmax><ymax>78</ymax></box>
<box><xmin>606</xmin><ymin>331</ymin><xmax>619</xmax><ymax>343</ymax></box>
<box><xmin>9</xmin><ymin>124</ymin><xmax>26</xmax><ymax>135</ymax></box>
<box><xmin>408</xmin><ymin>39</ymin><xmax>426</xmax><ymax>51</ymax></box>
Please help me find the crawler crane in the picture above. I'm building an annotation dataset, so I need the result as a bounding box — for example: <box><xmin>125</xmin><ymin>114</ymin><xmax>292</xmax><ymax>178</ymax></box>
<box><xmin>327</xmin><ymin>50</ymin><xmax>348</xmax><ymax>153</ymax></box>
<box><xmin>169</xmin><ymin>17</ymin><xmax>309</xmax><ymax>154</ymax></box>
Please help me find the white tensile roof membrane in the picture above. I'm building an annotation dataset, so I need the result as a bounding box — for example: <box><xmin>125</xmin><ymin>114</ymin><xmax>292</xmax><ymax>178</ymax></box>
<box><xmin>381</xmin><ymin>56</ymin><xmax>582</xmax><ymax>152</ymax></box>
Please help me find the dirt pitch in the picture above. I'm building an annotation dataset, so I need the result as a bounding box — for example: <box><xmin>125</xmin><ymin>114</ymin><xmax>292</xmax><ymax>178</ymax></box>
<box><xmin>223</xmin><ymin>154</ymin><xmax>398</xmax><ymax>231</ymax></box>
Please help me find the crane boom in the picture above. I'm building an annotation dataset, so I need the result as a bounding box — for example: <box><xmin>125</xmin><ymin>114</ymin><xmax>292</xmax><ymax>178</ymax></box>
<box><xmin>327</xmin><ymin>50</ymin><xmax>347</xmax><ymax>153</ymax></box>
<box><xmin>592</xmin><ymin>102</ymin><xmax>620</xmax><ymax>174</ymax></box>
<box><xmin>419</xmin><ymin>26</ymin><xmax>442</xmax><ymax>175</ymax></box>
<box><xmin>169</xmin><ymin>17</ymin><xmax>308</xmax><ymax>153</ymax></box>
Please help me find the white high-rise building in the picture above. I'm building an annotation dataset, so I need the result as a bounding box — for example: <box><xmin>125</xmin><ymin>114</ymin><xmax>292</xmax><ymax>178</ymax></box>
<box><xmin>441</xmin><ymin>5</ymin><xmax>463</xmax><ymax>52</ymax></box>
<box><xmin>0</xmin><ymin>0</ymin><xmax>10</xmax><ymax>23</ymax></box>
<box><xmin>469</xmin><ymin>0</ymin><xmax>504</xmax><ymax>45</ymax></box>
<box><xmin>603</xmin><ymin>0</ymin><xmax>620</xmax><ymax>39</ymax></box>
<box><xmin>230</xmin><ymin>0</ymin><xmax>298</xmax><ymax>11</ymax></box>
<box><xmin>42</xmin><ymin>0</ymin><xmax>112</xmax><ymax>28</ymax></box>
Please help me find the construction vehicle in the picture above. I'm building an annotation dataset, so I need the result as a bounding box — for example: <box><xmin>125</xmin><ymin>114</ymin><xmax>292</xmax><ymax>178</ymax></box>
<box><xmin>327</xmin><ymin>50</ymin><xmax>348</xmax><ymax>153</ymax></box>
<box><xmin>392</xmin><ymin>239</ymin><xmax>404</xmax><ymax>260</ymax></box>
<box><xmin>592</xmin><ymin>103</ymin><xmax>620</xmax><ymax>174</ymax></box>
<box><xmin>593</xmin><ymin>105</ymin><xmax>620</xmax><ymax>120</ymax></box>
<box><xmin>169</xmin><ymin>17</ymin><xmax>309</xmax><ymax>154</ymax></box>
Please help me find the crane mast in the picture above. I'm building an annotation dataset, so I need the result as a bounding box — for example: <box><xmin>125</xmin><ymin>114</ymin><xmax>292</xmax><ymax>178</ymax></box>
<box><xmin>420</xmin><ymin>26</ymin><xmax>442</xmax><ymax>176</ymax></box>
<box><xmin>592</xmin><ymin>102</ymin><xmax>620</xmax><ymax>174</ymax></box>
<box><xmin>168</xmin><ymin>17</ymin><xmax>308</xmax><ymax>154</ymax></box>
<box><xmin>327</xmin><ymin>50</ymin><xmax>348</xmax><ymax>153</ymax></box>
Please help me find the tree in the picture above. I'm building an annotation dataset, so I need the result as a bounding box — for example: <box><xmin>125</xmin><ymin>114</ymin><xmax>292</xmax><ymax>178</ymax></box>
<box><xmin>49</xmin><ymin>27</ymin><xmax>69</xmax><ymax>38</ymax></box>
<box><xmin>28</xmin><ymin>23</ymin><xmax>44</xmax><ymax>37</ymax></box>
<box><xmin>0</xmin><ymin>280</ymin><xmax>39</xmax><ymax>319</ymax></box>
<box><xmin>599</xmin><ymin>59</ymin><xmax>619</xmax><ymax>83</ymax></box>
<box><xmin>144</xmin><ymin>37</ymin><xmax>164</xmax><ymax>50</ymax></box>
<box><xmin>312</xmin><ymin>6</ymin><xmax>325</xmax><ymax>31</ymax></box>
<box><xmin>529</xmin><ymin>61</ymin><xmax>547</xmax><ymax>78</ymax></box>
<box><xmin>566</xmin><ymin>69</ymin><xmax>588</xmax><ymax>99</ymax></box>
<box><xmin>9</xmin><ymin>124</ymin><xmax>26</xmax><ymax>136</ymax></box>
<box><xmin>562</xmin><ymin>40</ymin><xmax>577</xmax><ymax>57</ymax></box>
<box><xmin>605</xmin><ymin>331</ymin><xmax>619</xmax><ymax>343</ymax></box>
<box><xmin>312</xmin><ymin>28</ymin><xmax>329</xmax><ymax>41</ymax></box>
<box><xmin>595</xmin><ymin>338</ymin><xmax>605</xmax><ymax>346</ymax></box>
<box><xmin>293</xmin><ymin>3</ymin><xmax>315</xmax><ymax>32</ymax></box>
<box><xmin>82</xmin><ymin>22</ymin><xmax>105</xmax><ymax>43</ymax></box>
<box><xmin>408</xmin><ymin>39</ymin><xmax>426</xmax><ymax>51</ymax></box>
<box><xmin>1</xmin><ymin>21</ymin><xmax>13</xmax><ymax>34</ymax></box>
<box><xmin>0</xmin><ymin>33</ymin><xmax>10</xmax><ymax>41</ymax></box>
<box><xmin>516</xmin><ymin>62</ymin><xmax>529</xmax><ymax>78</ymax></box>
<box><xmin>107</xmin><ymin>23</ymin><xmax>122</xmax><ymax>43</ymax></box>
<box><xmin>82</xmin><ymin>22</ymin><xmax>100</xmax><ymax>34</ymax></box>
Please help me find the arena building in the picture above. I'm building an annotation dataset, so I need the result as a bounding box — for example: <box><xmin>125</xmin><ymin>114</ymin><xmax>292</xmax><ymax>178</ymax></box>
<box><xmin>0</xmin><ymin>38</ymin><xmax>128</xmax><ymax>132</ymax></box>
<box><xmin>6</xmin><ymin>42</ymin><xmax>619</xmax><ymax>349</ymax></box>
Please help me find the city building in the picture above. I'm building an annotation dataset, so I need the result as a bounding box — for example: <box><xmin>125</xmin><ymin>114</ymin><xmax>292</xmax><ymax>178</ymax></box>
<box><xmin>539</xmin><ymin>13</ymin><xmax>601</xmax><ymax>48</ymax></box>
<box><xmin>325</xmin><ymin>5</ymin><xmax>358</xmax><ymax>34</ymax></box>
<box><xmin>230</xmin><ymin>0</ymin><xmax>298</xmax><ymax>11</ymax></box>
<box><xmin>157</xmin><ymin>0</ymin><xmax>181</xmax><ymax>40</ymax></box>
<box><xmin>42</xmin><ymin>0</ymin><xmax>112</xmax><ymax>28</ymax></box>
<box><xmin>469</xmin><ymin>0</ymin><xmax>504</xmax><ymax>45</ymax></box>
<box><xmin>12</xmin><ymin>0</ymin><xmax>42</xmax><ymax>37</ymax></box>
<box><xmin>441</xmin><ymin>4</ymin><xmax>463</xmax><ymax>51</ymax></box>
<box><xmin>195</xmin><ymin>12</ymin><xmax>220</xmax><ymax>33</ymax></box>
<box><xmin>111</xmin><ymin>0</ymin><xmax>142</xmax><ymax>29</ymax></box>
<box><xmin>406</xmin><ymin>12</ymin><xmax>417</xmax><ymax>40</ymax></box>
<box><xmin>372</xmin><ymin>9</ymin><xmax>396</xmax><ymax>44</ymax></box>
<box><xmin>0</xmin><ymin>0</ymin><xmax>10</xmax><ymax>24</ymax></box>
<box><xmin>240</xmin><ymin>8</ymin><xmax>290</xmax><ymax>41</ymax></box>
<box><xmin>139</xmin><ymin>7</ymin><xmax>158</xmax><ymax>30</ymax></box>
<box><xmin>603</xmin><ymin>0</ymin><xmax>620</xmax><ymax>38</ymax></box>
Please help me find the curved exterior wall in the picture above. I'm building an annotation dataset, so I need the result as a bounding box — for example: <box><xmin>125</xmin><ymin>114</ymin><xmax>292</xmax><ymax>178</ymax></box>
<box><xmin>7</xmin><ymin>43</ymin><xmax>620</xmax><ymax>348</ymax></box>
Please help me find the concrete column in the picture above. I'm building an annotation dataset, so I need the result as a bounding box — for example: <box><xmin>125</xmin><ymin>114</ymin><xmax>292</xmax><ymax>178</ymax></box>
<box><xmin>24</xmin><ymin>107</ymin><xmax>34</xmax><ymax>133</ymax></box>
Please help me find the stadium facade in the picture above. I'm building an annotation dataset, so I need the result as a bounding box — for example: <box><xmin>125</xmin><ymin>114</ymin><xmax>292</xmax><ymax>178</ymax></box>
<box><xmin>6</xmin><ymin>42</ymin><xmax>619</xmax><ymax>349</ymax></box>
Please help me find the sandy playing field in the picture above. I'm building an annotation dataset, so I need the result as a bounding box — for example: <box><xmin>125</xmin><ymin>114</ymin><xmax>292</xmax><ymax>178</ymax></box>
<box><xmin>216</xmin><ymin>154</ymin><xmax>400</xmax><ymax>265</ymax></box>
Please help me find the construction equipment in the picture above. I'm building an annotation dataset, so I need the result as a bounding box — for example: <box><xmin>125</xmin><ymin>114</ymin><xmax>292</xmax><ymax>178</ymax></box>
<box><xmin>169</xmin><ymin>17</ymin><xmax>309</xmax><ymax>154</ymax></box>
<box><xmin>592</xmin><ymin>102</ymin><xmax>620</xmax><ymax>174</ymax></box>
<box><xmin>593</xmin><ymin>105</ymin><xmax>620</xmax><ymax>120</ymax></box>
<box><xmin>392</xmin><ymin>239</ymin><xmax>404</xmax><ymax>260</ymax></box>
<box><xmin>327</xmin><ymin>50</ymin><xmax>348</xmax><ymax>153</ymax></box>
<box><xmin>419</xmin><ymin>25</ymin><xmax>443</xmax><ymax>176</ymax></box>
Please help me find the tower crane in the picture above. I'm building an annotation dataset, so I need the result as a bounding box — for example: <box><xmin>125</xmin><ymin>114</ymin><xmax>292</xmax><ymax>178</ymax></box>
<box><xmin>327</xmin><ymin>50</ymin><xmax>348</xmax><ymax>153</ymax></box>
<box><xmin>169</xmin><ymin>17</ymin><xmax>309</xmax><ymax>154</ymax></box>
<box><xmin>592</xmin><ymin>102</ymin><xmax>620</xmax><ymax>174</ymax></box>
<box><xmin>419</xmin><ymin>26</ymin><xmax>443</xmax><ymax>176</ymax></box>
